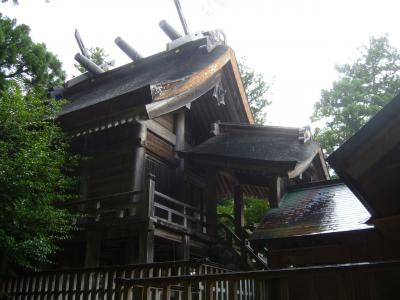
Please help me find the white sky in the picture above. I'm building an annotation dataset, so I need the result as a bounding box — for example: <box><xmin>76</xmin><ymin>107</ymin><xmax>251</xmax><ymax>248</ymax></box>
<box><xmin>2</xmin><ymin>0</ymin><xmax>400</xmax><ymax>127</ymax></box>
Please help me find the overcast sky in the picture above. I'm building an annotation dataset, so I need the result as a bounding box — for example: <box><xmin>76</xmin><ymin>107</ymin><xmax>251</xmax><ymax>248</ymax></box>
<box><xmin>2</xmin><ymin>0</ymin><xmax>400</xmax><ymax>127</ymax></box>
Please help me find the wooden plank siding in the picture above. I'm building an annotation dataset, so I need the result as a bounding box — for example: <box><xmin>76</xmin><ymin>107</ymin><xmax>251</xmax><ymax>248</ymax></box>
<box><xmin>153</xmin><ymin>114</ymin><xmax>175</xmax><ymax>133</ymax></box>
<box><xmin>146</xmin><ymin>131</ymin><xmax>176</xmax><ymax>164</ymax></box>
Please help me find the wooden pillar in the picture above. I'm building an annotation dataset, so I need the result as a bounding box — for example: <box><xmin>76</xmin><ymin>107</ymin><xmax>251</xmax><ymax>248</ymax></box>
<box><xmin>205</xmin><ymin>168</ymin><xmax>218</xmax><ymax>236</ymax></box>
<box><xmin>175</xmin><ymin>109</ymin><xmax>188</xmax><ymax>207</ymax></box>
<box><xmin>234</xmin><ymin>185</ymin><xmax>244</xmax><ymax>236</ymax></box>
<box><xmin>143</xmin><ymin>173</ymin><xmax>155</xmax><ymax>218</ymax></box>
<box><xmin>84</xmin><ymin>231</ymin><xmax>101</xmax><ymax>267</ymax></box>
<box><xmin>234</xmin><ymin>185</ymin><xmax>247</xmax><ymax>265</ymax></box>
<box><xmin>175</xmin><ymin>108</ymin><xmax>186</xmax><ymax>152</ymax></box>
<box><xmin>269</xmin><ymin>176</ymin><xmax>286</xmax><ymax>208</ymax></box>
<box><xmin>179</xmin><ymin>234</ymin><xmax>190</xmax><ymax>260</ymax></box>
<box><xmin>139</xmin><ymin>174</ymin><xmax>155</xmax><ymax>263</ymax></box>
<box><xmin>130</xmin><ymin>122</ymin><xmax>147</xmax><ymax>216</ymax></box>
<box><xmin>138</xmin><ymin>222</ymin><xmax>154</xmax><ymax>263</ymax></box>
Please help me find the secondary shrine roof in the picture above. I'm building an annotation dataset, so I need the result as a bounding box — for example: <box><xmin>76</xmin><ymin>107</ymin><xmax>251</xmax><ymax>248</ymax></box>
<box><xmin>249</xmin><ymin>181</ymin><xmax>372</xmax><ymax>242</ymax></box>
<box><xmin>179</xmin><ymin>122</ymin><xmax>328</xmax><ymax>178</ymax></box>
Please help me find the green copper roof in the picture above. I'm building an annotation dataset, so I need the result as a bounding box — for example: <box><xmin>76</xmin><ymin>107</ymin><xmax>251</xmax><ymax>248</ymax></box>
<box><xmin>250</xmin><ymin>182</ymin><xmax>372</xmax><ymax>241</ymax></box>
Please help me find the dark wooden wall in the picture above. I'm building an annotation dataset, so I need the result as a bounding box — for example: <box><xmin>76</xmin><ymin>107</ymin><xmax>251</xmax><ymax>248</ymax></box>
<box><xmin>266</xmin><ymin>229</ymin><xmax>400</xmax><ymax>269</ymax></box>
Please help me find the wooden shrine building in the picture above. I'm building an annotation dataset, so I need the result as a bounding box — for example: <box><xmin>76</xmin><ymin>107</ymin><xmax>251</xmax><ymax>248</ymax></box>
<box><xmin>53</xmin><ymin>33</ymin><xmax>329</xmax><ymax>270</ymax></box>
<box><xmin>2</xmin><ymin>4</ymin><xmax>400</xmax><ymax>297</ymax></box>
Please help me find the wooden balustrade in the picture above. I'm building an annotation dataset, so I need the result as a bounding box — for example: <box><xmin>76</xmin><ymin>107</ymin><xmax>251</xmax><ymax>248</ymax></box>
<box><xmin>0</xmin><ymin>260</ymin><xmax>229</xmax><ymax>300</ymax></box>
<box><xmin>153</xmin><ymin>190</ymin><xmax>207</xmax><ymax>234</ymax></box>
<box><xmin>116</xmin><ymin>260</ymin><xmax>400</xmax><ymax>300</ymax></box>
<box><xmin>56</xmin><ymin>174</ymin><xmax>207</xmax><ymax>236</ymax></box>
<box><xmin>58</xmin><ymin>189</ymin><xmax>144</xmax><ymax>223</ymax></box>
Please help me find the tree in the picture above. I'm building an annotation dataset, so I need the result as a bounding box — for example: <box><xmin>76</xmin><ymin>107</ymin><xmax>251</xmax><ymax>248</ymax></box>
<box><xmin>74</xmin><ymin>47</ymin><xmax>114</xmax><ymax>74</ymax></box>
<box><xmin>238</xmin><ymin>59</ymin><xmax>272</xmax><ymax>124</ymax></box>
<box><xmin>0</xmin><ymin>15</ymin><xmax>76</xmax><ymax>272</ymax></box>
<box><xmin>0</xmin><ymin>83</ymin><xmax>77</xmax><ymax>271</ymax></box>
<box><xmin>312</xmin><ymin>35</ymin><xmax>400</xmax><ymax>155</ymax></box>
<box><xmin>217</xmin><ymin>196</ymin><xmax>270</xmax><ymax>229</ymax></box>
<box><xmin>0</xmin><ymin>15</ymin><xmax>65</xmax><ymax>93</ymax></box>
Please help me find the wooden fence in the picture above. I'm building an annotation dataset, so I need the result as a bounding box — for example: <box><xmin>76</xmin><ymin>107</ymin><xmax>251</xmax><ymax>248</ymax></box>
<box><xmin>0</xmin><ymin>260</ymin><xmax>229</xmax><ymax>300</ymax></box>
<box><xmin>115</xmin><ymin>260</ymin><xmax>400</xmax><ymax>300</ymax></box>
<box><xmin>2</xmin><ymin>260</ymin><xmax>399</xmax><ymax>299</ymax></box>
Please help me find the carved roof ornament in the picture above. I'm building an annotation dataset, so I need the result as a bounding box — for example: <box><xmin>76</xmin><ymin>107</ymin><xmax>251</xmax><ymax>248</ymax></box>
<box><xmin>298</xmin><ymin>126</ymin><xmax>312</xmax><ymax>144</ymax></box>
<box><xmin>212</xmin><ymin>80</ymin><xmax>226</xmax><ymax>106</ymax></box>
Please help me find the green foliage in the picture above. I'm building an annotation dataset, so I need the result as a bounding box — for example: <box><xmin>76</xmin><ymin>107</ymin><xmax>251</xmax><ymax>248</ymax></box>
<box><xmin>238</xmin><ymin>59</ymin><xmax>272</xmax><ymax>124</ymax></box>
<box><xmin>217</xmin><ymin>196</ymin><xmax>270</xmax><ymax>228</ymax></box>
<box><xmin>0</xmin><ymin>14</ymin><xmax>76</xmax><ymax>271</ymax></box>
<box><xmin>312</xmin><ymin>35</ymin><xmax>400</xmax><ymax>155</ymax></box>
<box><xmin>0</xmin><ymin>15</ymin><xmax>65</xmax><ymax>92</ymax></box>
<box><xmin>0</xmin><ymin>83</ymin><xmax>77</xmax><ymax>270</ymax></box>
<box><xmin>74</xmin><ymin>47</ymin><xmax>114</xmax><ymax>74</ymax></box>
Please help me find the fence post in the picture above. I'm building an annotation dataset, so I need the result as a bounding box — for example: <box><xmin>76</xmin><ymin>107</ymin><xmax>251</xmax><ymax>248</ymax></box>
<box><xmin>228</xmin><ymin>280</ymin><xmax>239</xmax><ymax>300</ymax></box>
<box><xmin>255</xmin><ymin>279</ymin><xmax>266</xmax><ymax>300</ymax></box>
<box><xmin>162</xmin><ymin>285</ymin><xmax>170</xmax><ymax>300</ymax></box>
<box><xmin>205</xmin><ymin>281</ymin><xmax>215</xmax><ymax>300</ymax></box>
<box><xmin>183</xmin><ymin>283</ymin><xmax>193</xmax><ymax>300</ymax></box>
<box><xmin>280</xmin><ymin>278</ymin><xmax>289</xmax><ymax>300</ymax></box>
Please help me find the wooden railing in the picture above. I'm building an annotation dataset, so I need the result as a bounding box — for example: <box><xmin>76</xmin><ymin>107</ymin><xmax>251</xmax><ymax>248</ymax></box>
<box><xmin>116</xmin><ymin>260</ymin><xmax>400</xmax><ymax>300</ymax></box>
<box><xmin>58</xmin><ymin>174</ymin><xmax>207</xmax><ymax>236</ymax></box>
<box><xmin>154</xmin><ymin>190</ymin><xmax>207</xmax><ymax>234</ymax></box>
<box><xmin>217</xmin><ymin>214</ymin><xmax>268</xmax><ymax>269</ymax></box>
<box><xmin>59</xmin><ymin>189</ymin><xmax>144</xmax><ymax>223</ymax></box>
<box><xmin>0</xmin><ymin>260</ymin><xmax>229</xmax><ymax>300</ymax></box>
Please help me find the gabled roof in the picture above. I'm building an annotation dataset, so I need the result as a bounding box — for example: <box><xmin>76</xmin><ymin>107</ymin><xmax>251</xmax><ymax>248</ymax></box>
<box><xmin>59</xmin><ymin>39</ymin><xmax>253</xmax><ymax>132</ymax></box>
<box><xmin>179</xmin><ymin>123</ymin><xmax>329</xmax><ymax>178</ymax></box>
<box><xmin>328</xmin><ymin>92</ymin><xmax>400</xmax><ymax>217</ymax></box>
<box><xmin>249</xmin><ymin>181</ymin><xmax>372</xmax><ymax>242</ymax></box>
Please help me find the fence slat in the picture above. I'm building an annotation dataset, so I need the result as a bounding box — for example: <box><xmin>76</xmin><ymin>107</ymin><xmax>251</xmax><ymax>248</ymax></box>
<box><xmin>228</xmin><ymin>280</ymin><xmax>239</xmax><ymax>300</ymax></box>
<box><xmin>162</xmin><ymin>285</ymin><xmax>170</xmax><ymax>300</ymax></box>
<box><xmin>206</xmin><ymin>281</ymin><xmax>215</xmax><ymax>300</ymax></box>
<box><xmin>67</xmin><ymin>272</ymin><xmax>76</xmax><ymax>300</ymax></box>
<box><xmin>183</xmin><ymin>283</ymin><xmax>192</xmax><ymax>300</ymax></box>
<box><xmin>142</xmin><ymin>285</ymin><xmax>151</xmax><ymax>300</ymax></box>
